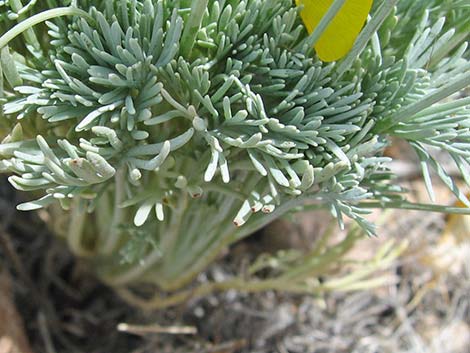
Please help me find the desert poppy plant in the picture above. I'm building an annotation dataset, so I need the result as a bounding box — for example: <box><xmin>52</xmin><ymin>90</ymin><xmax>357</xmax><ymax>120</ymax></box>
<box><xmin>0</xmin><ymin>0</ymin><xmax>469</xmax><ymax>307</ymax></box>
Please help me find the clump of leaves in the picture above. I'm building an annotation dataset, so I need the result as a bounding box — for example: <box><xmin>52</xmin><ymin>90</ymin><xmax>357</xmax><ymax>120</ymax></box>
<box><xmin>0</xmin><ymin>0</ymin><xmax>469</xmax><ymax>307</ymax></box>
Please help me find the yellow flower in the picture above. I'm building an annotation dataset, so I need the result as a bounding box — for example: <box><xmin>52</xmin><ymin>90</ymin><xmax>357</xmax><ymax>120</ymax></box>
<box><xmin>296</xmin><ymin>0</ymin><xmax>373</xmax><ymax>62</ymax></box>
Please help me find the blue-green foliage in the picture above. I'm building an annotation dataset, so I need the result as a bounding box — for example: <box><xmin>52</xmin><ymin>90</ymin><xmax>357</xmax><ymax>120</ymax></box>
<box><xmin>0</xmin><ymin>0</ymin><xmax>469</xmax><ymax>243</ymax></box>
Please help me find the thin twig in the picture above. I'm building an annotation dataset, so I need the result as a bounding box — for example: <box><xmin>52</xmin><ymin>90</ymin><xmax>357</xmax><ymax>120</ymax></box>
<box><xmin>117</xmin><ymin>323</ymin><xmax>197</xmax><ymax>336</ymax></box>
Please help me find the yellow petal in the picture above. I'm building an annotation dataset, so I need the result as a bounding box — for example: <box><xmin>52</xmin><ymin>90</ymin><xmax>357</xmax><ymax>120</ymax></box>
<box><xmin>296</xmin><ymin>0</ymin><xmax>373</xmax><ymax>62</ymax></box>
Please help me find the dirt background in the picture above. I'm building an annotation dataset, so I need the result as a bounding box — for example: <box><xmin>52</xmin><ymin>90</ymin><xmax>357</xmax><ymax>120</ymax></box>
<box><xmin>0</xmin><ymin>142</ymin><xmax>469</xmax><ymax>353</ymax></box>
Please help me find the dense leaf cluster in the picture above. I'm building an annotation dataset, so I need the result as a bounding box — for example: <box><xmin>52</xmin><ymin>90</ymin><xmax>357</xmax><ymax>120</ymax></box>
<box><xmin>0</xmin><ymin>1</ymin><xmax>469</xmax><ymax>278</ymax></box>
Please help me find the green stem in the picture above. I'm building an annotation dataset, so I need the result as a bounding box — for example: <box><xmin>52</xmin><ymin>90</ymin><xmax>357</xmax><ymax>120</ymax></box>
<box><xmin>376</xmin><ymin>71</ymin><xmax>470</xmax><ymax>133</ymax></box>
<box><xmin>180</xmin><ymin>0</ymin><xmax>209</xmax><ymax>59</ymax></box>
<box><xmin>102</xmin><ymin>191</ymin><xmax>186</xmax><ymax>286</ymax></box>
<box><xmin>104</xmin><ymin>249</ymin><xmax>163</xmax><ymax>286</ymax></box>
<box><xmin>0</xmin><ymin>7</ymin><xmax>92</xmax><ymax>49</ymax></box>
<box><xmin>429</xmin><ymin>31</ymin><xmax>469</xmax><ymax>68</ymax></box>
<box><xmin>155</xmin><ymin>198</ymin><xmax>311</xmax><ymax>291</ymax></box>
<box><xmin>279</xmin><ymin>227</ymin><xmax>361</xmax><ymax>281</ymax></box>
<box><xmin>308</xmin><ymin>220</ymin><xmax>337</xmax><ymax>258</ymax></box>
<box><xmin>358</xmin><ymin>200</ymin><xmax>470</xmax><ymax>214</ymax></box>
<box><xmin>101</xmin><ymin>168</ymin><xmax>126</xmax><ymax>255</ymax></box>
<box><xmin>67</xmin><ymin>199</ymin><xmax>92</xmax><ymax>257</ymax></box>
<box><xmin>159</xmin><ymin>193</ymin><xmax>187</xmax><ymax>257</ymax></box>
<box><xmin>336</xmin><ymin>0</ymin><xmax>398</xmax><ymax>78</ymax></box>
<box><xmin>158</xmin><ymin>197</ymin><xmax>239</xmax><ymax>282</ymax></box>
<box><xmin>0</xmin><ymin>61</ymin><xmax>3</xmax><ymax>109</ymax></box>
<box><xmin>118</xmin><ymin>277</ymin><xmax>316</xmax><ymax>310</ymax></box>
<box><xmin>8</xmin><ymin>0</ymin><xmax>41</xmax><ymax>52</ymax></box>
<box><xmin>305</xmin><ymin>0</ymin><xmax>347</xmax><ymax>48</ymax></box>
<box><xmin>325</xmin><ymin>277</ymin><xmax>391</xmax><ymax>292</ymax></box>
